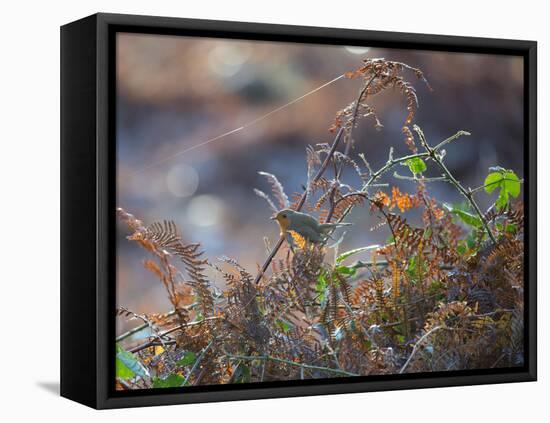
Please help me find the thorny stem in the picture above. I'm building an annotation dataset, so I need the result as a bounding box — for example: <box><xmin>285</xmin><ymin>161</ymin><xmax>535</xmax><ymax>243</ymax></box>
<box><xmin>366</xmin><ymin>152</ymin><xmax>431</xmax><ymax>186</ymax></box>
<box><xmin>329</xmin><ymin>151</ymin><xmax>431</xmax><ymax>228</ymax></box>
<box><xmin>433</xmin><ymin>130</ymin><xmax>471</xmax><ymax>151</ymax></box>
<box><xmin>430</xmin><ymin>149</ymin><xmax>497</xmax><ymax>244</ymax></box>
<box><xmin>336</xmin><ymin>127</ymin><xmax>497</xmax><ymax>244</ymax></box>
<box><xmin>392</xmin><ymin>172</ymin><xmax>447</xmax><ymax>182</ymax></box>
<box><xmin>224</xmin><ymin>352</ymin><xmax>359</xmax><ymax>377</ymax></box>
<box><xmin>410</xmin><ymin>126</ymin><xmax>496</xmax><ymax>244</ymax></box>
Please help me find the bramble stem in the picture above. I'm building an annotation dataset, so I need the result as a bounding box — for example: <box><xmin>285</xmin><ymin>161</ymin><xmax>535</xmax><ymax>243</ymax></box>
<box><xmin>412</xmin><ymin>125</ymin><xmax>496</xmax><ymax>244</ymax></box>
<box><xmin>334</xmin><ymin>126</ymin><xmax>497</xmax><ymax>244</ymax></box>
<box><xmin>430</xmin><ymin>149</ymin><xmax>497</xmax><ymax>243</ymax></box>
<box><xmin>366</xmin><ymin>152</ymin><xmax>430</xmax><ymax>186</ymax></box>
<box><xmin>433</xmin><ymin>130</ymin><xmax>471</xmax><ymax>151</ymax></box>
<box><xmin>224</xmin><ymin>352</ymin><xmax>358</xmax><ymax>377</ymax></box>
<box><xmin>393</xmin><ymin>172</ymin><xmax>447</xmax><ymax>182</ymax></box>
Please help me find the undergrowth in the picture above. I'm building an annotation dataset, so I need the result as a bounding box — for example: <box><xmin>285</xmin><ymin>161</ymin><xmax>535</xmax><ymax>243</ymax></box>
<box><xmin>115</xmin><ymin>58</ymin><xmax>524</xmax><ymax>390</ymax></box>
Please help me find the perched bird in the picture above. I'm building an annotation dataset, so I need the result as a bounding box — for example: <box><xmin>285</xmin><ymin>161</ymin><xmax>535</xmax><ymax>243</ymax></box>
<box><xmin>271</xmin><ymin>208</ymin><xmax>352</xmax><ymax>245</ymax></box>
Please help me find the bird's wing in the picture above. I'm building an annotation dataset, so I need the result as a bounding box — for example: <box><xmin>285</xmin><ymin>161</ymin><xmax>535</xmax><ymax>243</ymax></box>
<box><xmin>288</xmin><ymin>212</ymin><xmax>320</xmax><ymax>231</ymax></box>
<box><xmin>297</xmin><ymin>225</ymin><xmax>323</xmax><ymax>243</ymax></box>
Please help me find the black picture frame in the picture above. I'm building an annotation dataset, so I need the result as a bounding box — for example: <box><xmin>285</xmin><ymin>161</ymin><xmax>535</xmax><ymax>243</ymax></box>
<box><xmin>60</xmin><ymin>12</ymin><xmax>537</xmax><ymax>409</ymax></box>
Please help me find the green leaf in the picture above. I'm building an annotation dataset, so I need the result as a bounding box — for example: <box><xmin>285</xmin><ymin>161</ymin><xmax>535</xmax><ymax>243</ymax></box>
<box><xmin>316</xmin><ymin>270</ymin><xmax>328</xmax><ymax>302</ymax></box>
<box><xmin>456</xmin><ymin>241</ymin><xmax>467</xmax><ymax>256</ymax></box>
<box><xmin>404</xmin><ymin>157</ymin><xmax>427</xmax><ymax>175</ymax></box>
<box><xmin>484</xmin><ymin>169</ymin><xmax>521</xmax><ymax>211</ymax></box>
<box><xmin>175</xmin><ymin>351</ymin><xmax>197</xmax><ymax>367</ymax></box>
<box><xmin>503</xmin><ymin>171</ymin><xmax>521</xmax><ymax>198</ymax></box>
<box><xmin>484</xmin><ymin>172</ymin><xmax>503</xmax><ymax>194</ymax></box>
<box><xmin>466</xmin><ymin>232</ymin><xmax>478</xmax><ymax>250</ymax></box>
<box><xmin>443</xmin><ymin>203</ymin><xmax>482</xmax><ymax>228</ymax></box>
<box><xmin>336</xmin><ymin>245</ymin><xmax>380</xmax><ymax>263</ymax></box>
<box><xmin>495</xmin><ymin>222</ymin><xmax>518</xmax><ymax>234</ymax></box>
<box><xmin>152</xmin><ymin>374</ymin><xmax>186</xmax><ymax>388</ymax></box>
<box><xmin>423</xmin><ymin>227</ymin><xmax>432</xmax><ymax>239</ymax></box>
<box><xmin>275</xmin><ymin>319</ymin><xmax>293</xmax><ymax>334</ymax></box>
<box><xmin>116</xmin><ymin>343</ymin><xmax>149</xmax><ymax>379</ymax></box>
<box><xmin>116</xmin><ymin>356</ymin><xmax>135</xmax><ymax>380</ymax></box>
<box><xmin>406</xmin><ymin>255</ymin><xmax>427</xmax><ymax>280</ymax></box>
<box><xmin>505</xmin><ymin>223</ymin><xmax>518</xmax><ymax>234</ymax></box>
<box><xmin>456</xmin><ymin>236</ymin><xmax>477</xmax><ymax>257</ymax></box>
<box><xmin>334</xmin><ymin>265</ymin><xmax>357</xmax><ymax>276</ymax></box>
<box><xmin>496</xmin><ymin>190</ymin><xmax>509</xmax><ymax>211</ymax></box>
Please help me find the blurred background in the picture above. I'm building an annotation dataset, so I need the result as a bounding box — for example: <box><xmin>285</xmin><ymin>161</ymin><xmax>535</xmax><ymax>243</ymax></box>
<box><xmin>116</xmin><ymin>32</ymin><xmax>524</xmax><ymax>331</ymax></box>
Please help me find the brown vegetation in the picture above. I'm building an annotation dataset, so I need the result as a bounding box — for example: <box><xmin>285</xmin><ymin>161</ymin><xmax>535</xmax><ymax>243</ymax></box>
<box><xmin>115</xmin><ymin>58</ymin><xmax>524</xmax><ymax>390</ymax></box>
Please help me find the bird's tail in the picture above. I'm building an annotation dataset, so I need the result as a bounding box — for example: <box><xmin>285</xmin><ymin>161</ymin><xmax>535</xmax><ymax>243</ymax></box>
<box><xmin>319</xmin><ymin>222</ymin><xmax>353</xmax><ymax>231</ymax></box>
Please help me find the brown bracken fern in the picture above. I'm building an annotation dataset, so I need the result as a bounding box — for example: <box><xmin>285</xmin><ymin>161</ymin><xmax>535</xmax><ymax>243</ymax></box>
<box><xmin>115</xmin><ymin>58</ymin><xmax>524</xmax><ymax>390</ymax></box>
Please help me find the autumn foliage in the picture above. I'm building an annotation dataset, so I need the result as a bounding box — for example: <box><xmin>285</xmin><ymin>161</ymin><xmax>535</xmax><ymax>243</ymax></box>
<box><xmin>115</xmin><ymin>58</ymin><xmax>524</xmax><ymax>390</ymax></box>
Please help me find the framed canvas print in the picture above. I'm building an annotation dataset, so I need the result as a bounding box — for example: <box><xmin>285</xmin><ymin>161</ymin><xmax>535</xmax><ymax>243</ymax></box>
<box><xmin>60</xmin><ymin>13</ymin><xmax>537</xmax><ymax>409</ymax></box>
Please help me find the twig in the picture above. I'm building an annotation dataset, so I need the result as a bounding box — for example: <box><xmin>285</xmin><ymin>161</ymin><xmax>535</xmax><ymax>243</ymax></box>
<box><xmin>436</xmin><ymin>158</ymin><xmax>496</xmax><ymax>243</ymax></box>
<box><xmin>393</xmin><ymin>172</ymin><xmax>447</xmax><ymax>182</ymax></box>
<box><xmin>366</xmin><ymin>152</ymin><xmax>431</xmax><ymax>187</ymax></box>
<box><xmin>336</xmin><ymin>73</ymin><xmax>378</xmax><ymax>180</ymax></box>
<box><xmin>128</xmin><ymin>316</ymin><xmax>223</xmax><ymax>353</ymax></box>
<box><xmin>412</xmin><ymin>125</ymin><xmax>497</xmax><ymax>243</ymax></box>
<box><xmin>334</xmin><ymin>126</ymin><xmax>498</xmax><ymax>244</ymax></box>
<box><xmin>184</xmin><ymin>339</ymin><xmax>214</xmax><ymax>386</ymax></box>
<box><xmin>470</xmin><ymin>178</ymin><xmax>524</xmax><ymax>194</ymax></box>
<box><xmin>490</xmin><ymin>353</ymin><xmax>507</xmax><ymax>368</ymax></box>
<box><xmin>224</xmin><ymin>352</ymin><xmax>358</xmax><ymax>377</ymax></box>
<box><xmin>349</xmin><ymin>259</ymin><xmax>454</xmax><ymax>271</ymax></box>
<box><xmin>116</xmin><ymin>309</ymin><xmax>177</xmax><ymax>343</ymax></box>
<box><xmin>116</xmin><ymin>307</ymin><xmax>169</xmax><ymax>351</ymax></box>
<box><xmin>331</xmin><ymin>151</ymin><xmax>430</xmax><ymax>227</ymax></box>
<box><xmin>399</xmin><ymin>326</ymin><xmax>445</xmax><ymax>374</ymax></box>
<box><xmin>433</xmin><ymin>130</ymin><xmax>470</xmax><ymax>151</ymax></box>
<box><xmin>327</xmin><ymin>75</ymin><xmax>378</xmax><ymax>222</ymax></box>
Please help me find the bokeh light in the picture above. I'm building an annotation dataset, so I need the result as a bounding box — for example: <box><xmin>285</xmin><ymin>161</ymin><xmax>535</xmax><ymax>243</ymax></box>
<box><xmin>186</xmin><ymin>194</ymin><xmax>225</xmax><ymax>227</ymax></box>
<box><xmin>165</xmin><ymin>163</ymin><xmax>199</xmax><ymax>198</ymax></box>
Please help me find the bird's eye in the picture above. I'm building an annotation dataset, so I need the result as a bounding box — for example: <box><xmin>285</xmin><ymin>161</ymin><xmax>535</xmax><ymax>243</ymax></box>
<box><xmin>282</xmin><ymin>214</ymin><xmax>287</xmax><ymax>218</ymax></box>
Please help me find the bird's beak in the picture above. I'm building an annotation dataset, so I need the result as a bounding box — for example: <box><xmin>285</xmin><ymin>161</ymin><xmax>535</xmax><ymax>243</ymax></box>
<box><xmin>270</xmin><ymin>215</ymin><xmax>276</xmax><ymax>220</ymax></box>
